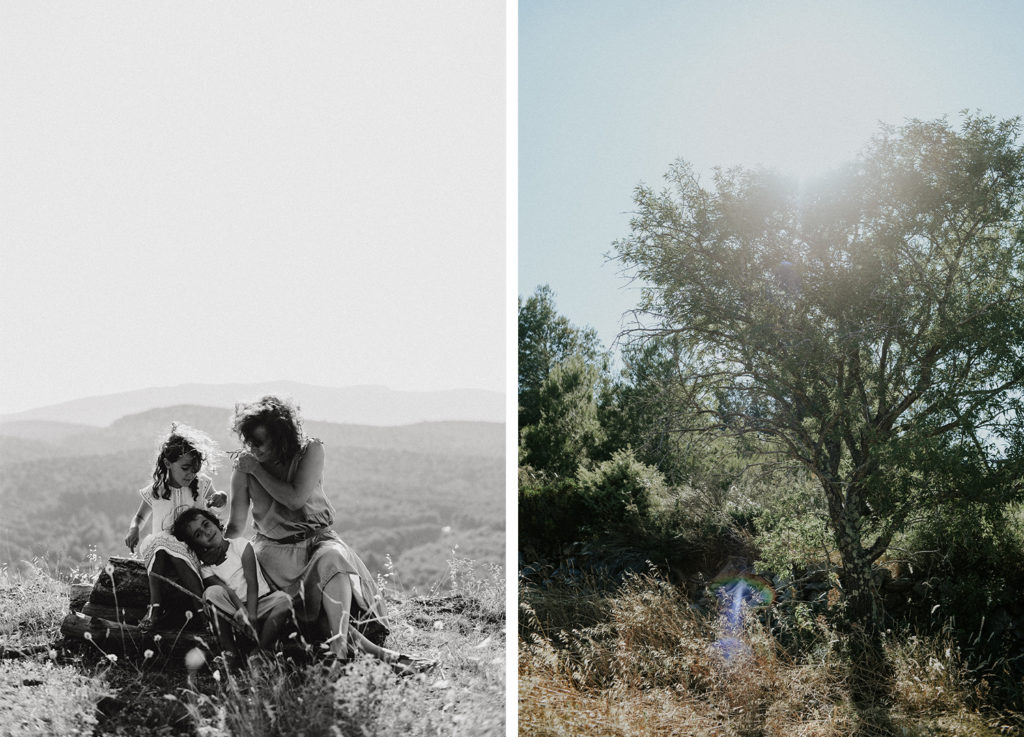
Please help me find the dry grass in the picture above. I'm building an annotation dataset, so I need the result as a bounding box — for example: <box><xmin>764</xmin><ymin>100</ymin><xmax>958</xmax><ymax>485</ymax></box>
<box><xmin>1</xmin><ymin>554</ymin><xmax>504</xmax><ymax>736</ymax></box>
<box><xmin>519</xmin><ymin>571</ymin><xmax>1022</xmax><ymax>737</ymax></box>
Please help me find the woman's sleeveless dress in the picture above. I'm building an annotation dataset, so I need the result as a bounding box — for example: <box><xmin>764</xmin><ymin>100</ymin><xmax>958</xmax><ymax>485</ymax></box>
<box><xmin>246</xmin><ymin>439</ymin><xmax>390</xmax><ymax>644</ymax></box>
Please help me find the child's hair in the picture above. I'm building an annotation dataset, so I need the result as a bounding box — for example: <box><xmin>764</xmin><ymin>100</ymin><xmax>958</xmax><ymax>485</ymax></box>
<box><xmin>231</xmin><ymin>395</ymin><xmax>306</xmax><ymax>463</ymax></box>
<box><xmin>171</xmin><ymin>506</ymin><xmax>224</xmax><ymax>549</ymax></box>
<box><xmin>152</xmin><ymin>423</ymin><xmax>220</xmax><ymax>501</ymax></box>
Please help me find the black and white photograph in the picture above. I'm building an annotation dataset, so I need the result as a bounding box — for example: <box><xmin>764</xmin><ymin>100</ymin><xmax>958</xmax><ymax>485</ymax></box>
<box><xmin>0</xmin><ymin>3</ymin><xmax>505</xmax><ymax>735</ymax></box>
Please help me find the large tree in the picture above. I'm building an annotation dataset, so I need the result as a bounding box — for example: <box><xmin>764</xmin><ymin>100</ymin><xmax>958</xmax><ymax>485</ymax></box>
<box><xmin>614</xmin><ymin>114</ymin><xmax>1024</xmax><ymax>627</ymax></box>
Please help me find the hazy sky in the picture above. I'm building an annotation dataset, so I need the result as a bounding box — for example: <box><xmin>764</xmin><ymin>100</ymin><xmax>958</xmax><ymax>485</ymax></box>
<box><xmin>520</xmin><ymin>1</ymin><xmax>1024</xmax><ymax>351</ymax></box>
<box><xmin>1</xmin><ymin>2</ymin><xmax>505</xmax><ymax>415</ymax></box>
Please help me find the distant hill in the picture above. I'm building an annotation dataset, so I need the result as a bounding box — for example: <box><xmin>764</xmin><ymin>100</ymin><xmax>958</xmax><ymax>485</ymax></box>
<box><xmin>0</xmin><ymin>405</ymin><xmax>504</xmax><ymax>462</ymax></box>
<box><xmin>0</xmin><ymin>381</ymin><xmax>504</xmax><ymax>427</ymax></box>
<box><xmin>0</xmin><ymin>403</ymin><xmax>504</xmax><ymax>591</ymax></box>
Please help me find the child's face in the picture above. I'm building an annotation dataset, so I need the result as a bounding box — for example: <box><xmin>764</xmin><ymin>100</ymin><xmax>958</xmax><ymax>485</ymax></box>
<box><xmin>184</xmin><ymin>515</ymin><xmax>223</xmax><ymax>552</ymax></box>
<box><xmin>165</xmin><ymin>452</ymin><xmax>200</xmax><ymax>488</ymax></box>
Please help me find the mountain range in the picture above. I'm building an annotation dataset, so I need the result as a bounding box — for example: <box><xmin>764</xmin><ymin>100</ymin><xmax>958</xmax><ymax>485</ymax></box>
<box><xmin>0</xmin><ymin>381</ymin><xmax>504</xmax><ymax>428</ymax></box>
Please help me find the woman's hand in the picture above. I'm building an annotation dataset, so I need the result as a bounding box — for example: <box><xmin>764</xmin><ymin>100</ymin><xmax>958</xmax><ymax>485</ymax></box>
<box><xmin>124</xmin><ymin>525</ymin><xmax>140</xmax><ymax>553</ymax></box>
<box><xmin>234</xmin><ymin>452</ymin><xmax>261</xmax><ymax>475</ymax></box>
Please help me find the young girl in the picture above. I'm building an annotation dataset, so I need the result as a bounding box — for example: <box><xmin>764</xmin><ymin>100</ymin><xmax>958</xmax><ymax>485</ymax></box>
<box><xmin>123</xmin><ymin>423</ymin><xmax>227</xmax><ymax>629</ymax></box>
<box><xmin>172</xmin><ymin>507</ymin><xmax>292</xmax><ymax>657</ymax></box>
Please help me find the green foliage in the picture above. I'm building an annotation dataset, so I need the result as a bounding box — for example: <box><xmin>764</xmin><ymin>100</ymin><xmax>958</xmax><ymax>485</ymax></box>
<box><xmin>519</xmin><ymin>472</ymin><xmax>589</xmax><ymax>555</ymax></box>
<box><xmin>575</xmin><ymin>449</ymin><xmax>669</xmax><ymax>531</ymax></box>
<box><xmin>518</xmin><ymin>285</ymin><xmax>603</xmax><ymax>430</ymax></box>
<box><xmin>520</xmin><ymin>355</ymin><xmax>605</xmax><ymax>477</ymax></box>
<box><xmin>614</xmin><ymin>113</ymin><xmax>1024</xmax><ymax>624</ymax></box>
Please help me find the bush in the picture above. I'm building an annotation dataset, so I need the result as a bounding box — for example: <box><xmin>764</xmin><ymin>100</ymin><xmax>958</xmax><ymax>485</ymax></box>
<box><xmin>575</xmin><ymin>450</ymin><xmax>669</xmax><ymax>533</ymax></box>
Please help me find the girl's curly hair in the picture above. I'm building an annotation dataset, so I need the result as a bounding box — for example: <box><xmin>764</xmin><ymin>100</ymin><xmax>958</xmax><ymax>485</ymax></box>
<box><xmin>171</xmin><ymin>507</ymin><xmax>224</xmax><ymax>550</ymax></box>
<box><xmin>152</xmin><ymin>423</ymin><xmax>221</xmax><ymax>501</ymax></box>
<box><xmin>230</xmin><ymin>395</ymin><xmax>306</xmax><ymax>464</ymax></box>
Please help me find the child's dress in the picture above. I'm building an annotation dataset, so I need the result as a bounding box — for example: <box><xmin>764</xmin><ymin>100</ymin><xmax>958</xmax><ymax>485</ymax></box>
<box><xmin>137</xmin><ymin>474</ymin><xmax>222</xmax><ymax>576</ymax></box>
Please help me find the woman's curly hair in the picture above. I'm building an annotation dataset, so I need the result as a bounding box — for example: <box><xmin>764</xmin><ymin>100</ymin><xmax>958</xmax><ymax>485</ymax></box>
<box><xmin>230</xmin><ymin>395</ymin><xmax>306</xmax><ymax>464</ymax></box>
<box><xmin>152</xmin><ymin>423</ymin><xmax>220</xmax><ymax>501</ymax></box>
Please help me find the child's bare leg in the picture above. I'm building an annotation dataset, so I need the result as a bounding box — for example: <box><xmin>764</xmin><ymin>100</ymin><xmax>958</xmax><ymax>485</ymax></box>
<box><xmin>257</xmin><ymin>593</ymin><xmax>292</xmax><ymax>650</ymax></box>
<box><xmin>167</xmin><ymin>555</ymin><xmax>204</xmax><ymax>601</ymax></box>
<box><xmin>203</xmin><ymin>586</ymin><xmax>237</xmax><ymax>656</ymax></box>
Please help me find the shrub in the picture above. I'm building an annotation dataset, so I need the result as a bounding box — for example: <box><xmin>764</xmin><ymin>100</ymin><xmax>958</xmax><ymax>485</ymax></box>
<box><xmin>575</xmin><ymin>449</ymin><xmax>669</xmax><ymax>533</ymax></box>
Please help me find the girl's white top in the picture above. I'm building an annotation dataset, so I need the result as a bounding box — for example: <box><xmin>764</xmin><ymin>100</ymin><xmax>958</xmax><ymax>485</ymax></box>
<box><xmin>138</xmin><ymin>473</ymin><xmax>218</xmax><ymax>536</ymax></box>
<box><xmin>199</xmin><ymin>537</ymin><xmax>270</xmax><ymax>601</ymax></box>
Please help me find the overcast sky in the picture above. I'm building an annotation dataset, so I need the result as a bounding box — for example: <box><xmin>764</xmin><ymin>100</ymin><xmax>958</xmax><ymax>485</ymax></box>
<box><xmin>0</xmin><ymin>2</ymin><xmax>505</xmax><ymax>415</ymax></box>
<box><xmin>520</xmin><ymin>0</ymin><xmax>1024</xmax><ymax>351</ymax></box>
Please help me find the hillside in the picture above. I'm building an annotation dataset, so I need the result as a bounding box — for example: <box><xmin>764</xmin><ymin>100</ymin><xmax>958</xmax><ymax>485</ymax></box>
<box><xmin>0</xmin><ymin>405</ymin><xmax>504</xmax><ymax>593</ymax></box>
<box><xmin>0</xmin><ymin>381</ymin><xmax>504</xmax><ymax>427</ymax></box>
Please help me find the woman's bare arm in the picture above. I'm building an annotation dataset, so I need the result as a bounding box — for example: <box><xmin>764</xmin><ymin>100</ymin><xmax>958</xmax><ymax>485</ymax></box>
<box><xmin>238</xmin><ymin>440</ymin><xmax>324</xmax><ymax>511</ymax></box>
<box><xmin>226</xmin><ymin>470</ymin><xmax>251</xmax><ymax>539</ymax></box>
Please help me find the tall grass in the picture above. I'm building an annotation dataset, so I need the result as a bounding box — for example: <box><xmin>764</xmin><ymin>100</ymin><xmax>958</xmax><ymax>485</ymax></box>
<box><xmin>520</xmin><ymin>570</ymin><xmax>1022</xmax><ymax>737</ymax></box>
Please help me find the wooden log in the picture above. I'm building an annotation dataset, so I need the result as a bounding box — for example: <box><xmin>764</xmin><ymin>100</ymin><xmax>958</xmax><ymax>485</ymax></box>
<box><xmin>81</xmin><ymin>602</ymin><xmax>148</xmax><ymax>623</ymax></box>
<box><xmin>88</xmin><ymin>557</ymin><xmax>150</xmax><ymax>608</ymax></box>
<box><xmin>59</xmin><ymin>612</ymin><xmax>212</xmax><ymax>658</ymax></box>
<box><xmin>69</xmin><ymin>584</ymin><xmax>92</xmax><ymax>613</ymax></box>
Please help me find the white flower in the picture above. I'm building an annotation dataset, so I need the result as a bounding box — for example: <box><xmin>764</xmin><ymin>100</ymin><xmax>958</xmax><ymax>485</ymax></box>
<box><xmin>106</xmin><ymin>654</ymin><xmax>118</xmax><ymax>663</ymax></box>
<box><xmin>184</xmin><ymin>610</ymin><xmax>194</xmax><ymax>621</ymax></box>
<box><xmin>153</xmin><ymin>634</ymin><xmax>162</xmax><ymax>643</ymax></box>
<box><xmin>212</xmin><ymin>669</ymin><xmax>221</xmax><ymax>682</ymax></box>
<box><xmin>83</xmin><ymin>632</ymin><xmax>93</xmax><ymax>641</ymax></box>
<box><xmin>143</xmin><ymin>649</ymin><xmax>154</xmax><ymax>659</ymax></box>
<box><xmin>184</xmin><ymin>647</ymin><xmax>206</xmax><ymax>670</ymax></box>
<box><xmin>104</xmin><ymin>563</ymin><xmax>115</xmax><ymax>575</ymax></box>
<box><xmin>48</xmin><ymin>649</ymin><xmax>57</xmax><ymax>660</ymax></box>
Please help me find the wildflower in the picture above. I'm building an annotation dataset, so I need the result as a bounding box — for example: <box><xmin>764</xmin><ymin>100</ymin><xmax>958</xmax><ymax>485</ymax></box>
<box><xmin>433</xmin><ymin>620</ymin><xmax>445</xmax><ymax>630</ymax></box>
<box><xmin>212</xmin><ymin>669</ymin><xmax>221</xmax><ymax>682</ymax></box>
<box><xmin>106</xmin><ymin>654</ymin><xmax>118</xmax><ymax>663</ymax></box>
<box><xmin>184</xmin><ymin>610</ymin><xmax>194</xmax><ymax>621</ymax></box>
<box><xmin>153</xmin><ymin>634</ymin><xmax>162</xmax><ymax>643</ymax></box>
<box><xmin>48</xmin><ymin>649</ymin><xmax>57</xmax><ymax>660</ymax></box>
<box><xmin>104</xmin><ymin>563</ymin><xmax>114</xmax><ymax>575</ymax></box>
<box><xmin>144</xmin><ymin>649</ymin><xmax>154</xmax><ymax>659</ymax></box>
<box><xmin>184</xmin><ymin>647</ymin><xmax>206</xmax><ymax>670</ymax></box>
<box><xmin>83</xmin><ymin>632</ymin><xmax>93</xmax><ymax>641</ymax></box>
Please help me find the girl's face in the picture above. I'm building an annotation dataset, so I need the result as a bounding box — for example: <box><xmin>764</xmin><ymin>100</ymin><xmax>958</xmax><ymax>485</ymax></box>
<box><xmin>164</xmin><ymin>452</ymin><xmax>200</xmax><ymax>489</ymax></box>
<box><xmin>246</xmin><ymin>425</ymin><xmax>274</xmax><ymax>463</ymax></box>
<box><xmin>184</xmin><ymin>515</ymin><xmax>223</xmax><ymax>552</ymax></box>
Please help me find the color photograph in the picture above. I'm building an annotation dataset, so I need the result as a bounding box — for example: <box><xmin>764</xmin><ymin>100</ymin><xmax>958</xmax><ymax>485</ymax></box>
<box><xmin>519</xmin><ymin>3</ymin><xmax>1024</xmax><ymax>735</ymax></box>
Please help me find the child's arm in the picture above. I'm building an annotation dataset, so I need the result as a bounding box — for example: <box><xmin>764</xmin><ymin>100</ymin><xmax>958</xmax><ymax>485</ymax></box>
<box><xmin>200</xmin><ymin>475</ymin><xmax>228</xmax><ymax>509</ymax></box>
<box><xmin>241</xmin><ymin>542</ymin><xmax>259</xmax><ymax>625</ymax></box>
<box><xmin>124</xmin><ymin>498</ymin><xmax>151</xmax><ymax>552</ymax></box>
<box><xmin>225</xmin><ymin>471</ymin><xmax>250</xmax><ymax>539</ymax></box>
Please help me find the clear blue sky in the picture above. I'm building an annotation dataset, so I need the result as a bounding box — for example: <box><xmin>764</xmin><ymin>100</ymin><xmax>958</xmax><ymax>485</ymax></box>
<box><xmin>520</xmin><ymin>1</ymin><xmax>1024</xmax><ymax>353</ymax></box>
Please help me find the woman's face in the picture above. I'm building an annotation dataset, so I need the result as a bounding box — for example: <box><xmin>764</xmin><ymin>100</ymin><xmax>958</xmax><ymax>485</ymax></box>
<box><xmin>165</xmin><ymin>452</ymin><xmax>199</xmax><ymax>489</ymax></box>
<box><xmin>246</xmin><ymin>425</ymin><xmax>274</xmax><ymax>463</ymax></box>
<box><xmin>184</xmin><ymin>515</ymin><xmax>223</xmax><ymax>552</ymax></box>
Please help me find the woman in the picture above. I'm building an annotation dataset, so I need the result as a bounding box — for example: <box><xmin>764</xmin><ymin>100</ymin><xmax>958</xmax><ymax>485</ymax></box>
<box><xmin>226</xmin><ymin>395</ymin><xmax>432</xmax><ymax>673</ymax></box>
